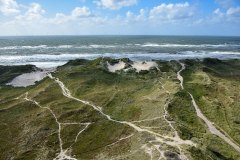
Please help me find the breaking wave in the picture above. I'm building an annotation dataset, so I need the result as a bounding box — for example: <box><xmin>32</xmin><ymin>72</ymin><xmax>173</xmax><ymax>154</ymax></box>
<box><xmin>0</xmin><ymin>43</ymin><xmax>240</xmax><ymax>50</ymax></box>
<box><xmin>141</xmin><ymin>43</ymin><xmax>240</xmax><ymax>48</ymax></box>
<box><xmin>0</xmin><ymin>51</ymin><xmax>239</xmax><ymax>68</ymax></box>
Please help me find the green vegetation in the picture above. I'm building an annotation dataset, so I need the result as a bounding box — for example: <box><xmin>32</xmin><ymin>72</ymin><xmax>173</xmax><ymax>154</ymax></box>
<box><xmin>168</xmin><ymin>90</ymin><xmax>206</xmax><ymax>140</ymax></box>
<box><xmin>0</xmin><ymin>58</ymin><xmax>240</xmax><ymax>160</ymax></box>
<box><xmin>177</xmin><ymin>58</ymin><xmax>240</xmax><ymax>159</ymax></box>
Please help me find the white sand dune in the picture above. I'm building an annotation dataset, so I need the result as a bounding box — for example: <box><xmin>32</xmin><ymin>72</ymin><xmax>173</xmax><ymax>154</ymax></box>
<box><xmin>131</xmin><ymin>61</ymin><xmax>159</xmax><ymax>72</ymax></box>
<box><xmin>107</xmin><ymin>61</ymin><xmax>126</xmax><ymax>73</ymax></box>
<box><xmin>7</xmin><ymin>68</ymin><xmax>55</xmax><ymax>87</ymax></box>
<box><xmin>107</xmin><ymin>61</ymin><xmax>159</xmax><ymax>73</ymax></box>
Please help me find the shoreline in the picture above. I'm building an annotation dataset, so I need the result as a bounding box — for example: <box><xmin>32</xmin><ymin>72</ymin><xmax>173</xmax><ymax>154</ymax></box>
<box><xmin>1</xmin><ymin>55</ymin><xmax>240</xmax><ymax>69</ymax></box>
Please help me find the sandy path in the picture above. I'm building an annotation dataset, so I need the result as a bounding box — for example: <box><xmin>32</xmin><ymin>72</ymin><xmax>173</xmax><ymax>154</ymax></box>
<box><xmin>48</xmin><ymin>73</ymin><xmax>195</xmax><ymax>160</ymax></box>
<box><xmin>23</xmin><ymin>93</ymin><xmax>91</xmax><ymax>160</ymax></box>
<box><xmin>177</xmin><ymin>62</ymin><xmax>240</xmax><ymax>153</ymax></box>
<box><xmin>177</xmin><ymin>63</ymin><xmax>185</xmax><ymax>90</ymax></box>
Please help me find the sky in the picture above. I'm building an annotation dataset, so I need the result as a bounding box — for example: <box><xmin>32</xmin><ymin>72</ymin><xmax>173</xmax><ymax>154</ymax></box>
<box><xmin>0</xmin><ymin>0</ymin><xmax>240</xmax><ymax>36</ymax></box>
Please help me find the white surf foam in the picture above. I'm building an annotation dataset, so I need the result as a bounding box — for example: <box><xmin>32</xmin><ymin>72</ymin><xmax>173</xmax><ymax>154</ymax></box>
<box><xmin>1</xmin><ymin>43</ymin><xmax>239</xmax><ymax>50</ymax></box>
<box><xmin>0</xmin><ymin>44</ymin><xmax>122</xmax><ymax>50</ymax></box>
<box><xmin>0</xmin><ymin>51</ymin><xmax>239</xmax><ymax>68</ymax></box>
<box><xmin>140</xmin><ymin>43</ymin><xmax>240</xmax><ymax>48</ymax></box>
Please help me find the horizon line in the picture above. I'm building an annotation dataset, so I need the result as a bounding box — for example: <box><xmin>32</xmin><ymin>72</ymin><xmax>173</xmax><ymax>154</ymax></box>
<box><xmin>0</xmin><ymin>34</ymin><xmax>240</xmax><ymax>37</ymax></box>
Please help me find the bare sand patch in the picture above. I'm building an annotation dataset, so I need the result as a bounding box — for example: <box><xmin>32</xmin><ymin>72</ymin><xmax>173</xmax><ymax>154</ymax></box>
<box><xmin>7</xmin><ymin>68</ymin><xmax>55</xmax><ymax>87</ymax></box>
<box><xmin>107</xmin><ymin>61</ymin><xmax>159</xmax><ymax>73</ymax></box>
<box><xmin>107</xmin><ymin>61</ymin><xmax>126</xmax><ymax>72</ymax></box>
<box><xmin>131</xmin><ymin>61</ymin><xmax>159</xmax><ymax>72</ymax></box>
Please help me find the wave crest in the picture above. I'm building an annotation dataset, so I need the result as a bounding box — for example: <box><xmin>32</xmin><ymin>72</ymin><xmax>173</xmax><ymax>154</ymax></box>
<box><xmin>0</xmin><ymin>51</ymin><xmax>239</xmax><ymax>68</ymax></box>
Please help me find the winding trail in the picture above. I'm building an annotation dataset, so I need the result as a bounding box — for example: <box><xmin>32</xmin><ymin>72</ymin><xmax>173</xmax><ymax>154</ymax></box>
<box><xmin>160</xmin><ymin>81</ymin><xmax>189</xmax><ymax>160</ymax></box>
<box><xmin>23</xmin><ymin>93</ymin><xmax>91</xmax><ymax>160</ymax></box>
<box><xmin>106</xmin><ymin>134</ymin><xmax>134</xmax><ymax>148</ymax></box>
<box><xmin>48</xmin><ymin>73</ymin><xmax>195</xmax><ymax>160</ymax></box>
<box><xmin>177</xmin><ymin>62</ymin><xmax>240</xmax><ymax>153</ymax></box>
<box><xmin>17</xmin><ymin>62</ymin><xmax>240</xmax><ymax>159</ymax></box>
<box><xmin>177</xmin><ymin>63</ymin><xmax>185</xmax><ymax>90</ymax></box>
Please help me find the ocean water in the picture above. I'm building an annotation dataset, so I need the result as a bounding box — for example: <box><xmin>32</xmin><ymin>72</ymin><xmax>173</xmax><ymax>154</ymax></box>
<box><xmin>0</xmin><ymin>36</ymin><xmax>239</xmax><ymax>68</ymax></box>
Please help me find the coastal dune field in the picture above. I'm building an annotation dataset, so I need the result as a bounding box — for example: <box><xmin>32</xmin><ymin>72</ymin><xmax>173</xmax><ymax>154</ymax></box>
<box><xmin>1</xmin><ymin>0</ymin><xmax>240</xmax><ymax>158</ymax></box>
<box><xmin>0</xmin><ymin>58</ymin><xmax>240</xmax><ymax>160</ymax></box>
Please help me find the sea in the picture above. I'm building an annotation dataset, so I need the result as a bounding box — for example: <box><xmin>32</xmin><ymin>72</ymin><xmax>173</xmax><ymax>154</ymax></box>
<box><xmin>0</xmin><ymin>36</ymin><xmax>240</xmax><ymax>68</ymax></box>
